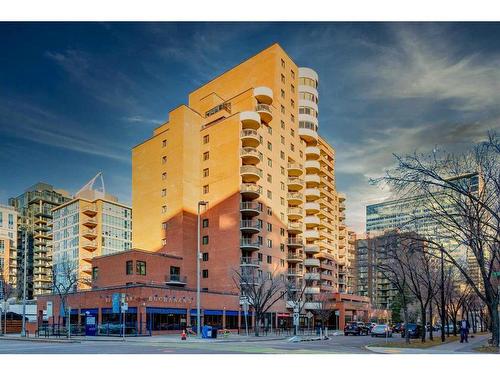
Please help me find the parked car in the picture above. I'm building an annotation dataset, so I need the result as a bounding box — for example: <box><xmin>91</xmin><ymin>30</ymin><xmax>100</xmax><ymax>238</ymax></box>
<box><xmin>368</xmin><ymin>322</ymin><xmax>377</xmax><ymax>333</ymax></box>
<box><xmin>344</xmin><ymin>322</ymin><xmax>368</xmax><ymax>336</ymax></box>
<box><xmin>401</xmin><ymin>323</ymin><xmax>422</xmax><ymax>338</ymax></box>
<box><xmin>371</xmin><ymin>324</ymin><xmax>393</xmax><ymax>337</ymax></box>
<box><xmin>392</xmin><ymin>323</ymin><xmax>403</xmax><ymax>334</ymax></box>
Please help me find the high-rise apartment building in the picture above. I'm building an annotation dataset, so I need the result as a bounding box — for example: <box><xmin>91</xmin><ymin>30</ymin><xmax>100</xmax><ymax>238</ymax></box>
<box><xmin>9</xmin><ymin>183</ymin><xmax>71</xmax><ymax>298</ymax></box>
<box><xmin>132</xmin><ymin>43</ymin><xmax>352</xmax><ymax>314</ymax></box>
<box><xmin>52</xmin><ymin>180</ymin><xmax>132</xmax><ymax>290</ymax></box>
<box><xmin>0</xmin><ymin>204</ymin><xmax>18</xmax><ymax>294</ymax></box>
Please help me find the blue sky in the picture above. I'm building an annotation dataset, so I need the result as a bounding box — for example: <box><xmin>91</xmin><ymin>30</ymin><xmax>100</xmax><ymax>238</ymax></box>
<box><xmin>1</xmin><ymin>22</ymin><xmax>499</xmax><ymax>232</ymax></box>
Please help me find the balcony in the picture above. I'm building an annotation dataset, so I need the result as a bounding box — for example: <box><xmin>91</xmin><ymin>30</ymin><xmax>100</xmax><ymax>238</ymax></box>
<box><xmin>304</xmin><ymin>287</ymin><xmax>320</xmax><ymax>295</ymax></box>
<box><xmin>287</xmin><ymin>269</ymin><xmax>304</xmax><ymax>278</ymax></box>
<box><xmin>240</xmin><ymin>111</ymin><xmax>261</xmax><ymax>130</ymax></box>
<box><xmin>82</xmin><ymin>229</ymin><xmax>97</xmax><ymax>240</ymax></box>
<box><xmin>304</xmin><ymin>202</ymin><xmax>320</xmax><ymax>214</ymax></box>
<box><xmin>304</xmin><ymin>229</ymin><xmax>320</xmax><ymax>240</ymax></box>
<box><xmin>298</xmin><ymin>122</ymin><xmax>318</xmax><ymax>143</ymax></box>
<box><xmin>304</xmin><ymin>258</ymin><xmax>320</xmax><ymax>267</ymax></box>
<box><xmin>165</xmin><ymin>274</ymin><xmax>187</xmax><ymax>286</ymax></box>
<box><xmin>305</xmin><ymin>160</ymin><xmax>320</xmax><ymax>174</ymax></box>
<box><xmin>287</xmin><ymin>221</ymin><xmax>303</xmax><ymax>234</ymax></box>
<box><xmin>240</xmin><ymin>165</ymin><xmax>262</xmax><ymax>183</ymax></box>
<box><xmin>81</xmin><ymin>266</ymin><xmax>92</xmax><ymax>274</ymax></box>
<box><xmin>287</xmin><ymin>252</ymin><xmax>304</xmax><ymax>263</ymax></box>
<box><xmin>83</xmin><ymin>217</ymin><xmax>98</xmax><ymax>228</ymax></box>
<box><xmin>286</xmin><ymin>192</ymin><xmax>303</xmax><ymax>205</ymax></box>
<box><xmin>240</xmin><ymin>201</ymin><xmax>262</xmax><ymax>216</ymax></box>
<box><xmin>287</xmin><ymin>177</ymin><xmax>304</xmax><ymax>191</ymax></box>
<box><xmin>240</xmin><ymin>147</ymin><xmax>261</xmax><ymax>164</ymax></box>
<box><xmin>338</xmin><ymin>192</ymin><xmax>346</xmax><ymax>202</ymax></box>
<box><xmin>240</xmin><ymin>220</ymin><xmax>261</xmax><ymax>234</ymax></box>
<box><xmin>240</xmin><ymin>184</ymin><xmax>261</xmax><ymax>199</ymax></box>
<box><xmin>339</xmin><ymin>221</ymin><xmax>346</xmax><ymax>230</ymax></box>
<box><xmin>305</xmin><ymin>146</ymin><xmax>320</xmax><ymax>159</ymax></box>
<box><xmin>253</xmin><ymin>86</ymin><xmax>273</xmax><ymax>105</ymax></box>
<box><xmin>304</xmin><ymin>244</ymin><xmax>320</xmax><ymax>254</ymax></box>
<box><xmin>240</xmin><ymin>257</ymin><xmax>261</xmax><ymax>267</ymax></box>
<box><xmin>287</xmin><ymin>237</ymin><xmax>303</xmax><ymax>248</ymax></box>
<box><xmin>304</xmin><ymin>188</ymin><xmax>320</xmax><ymax>200</ymax></box>
<box><xmin>287</xmin><ymin>207</ymin><xmax>303</xmax><ymax>220</ymax></box>
<box><xmin>287</xmin><ymin>162</ymin><xmax>303</xmax><ymax>177</ymax></box>
<box><xmin>304</xmin><ymin>215</ymin><xmax>320</xmax><ymax>228</ymax></box>
<box><xmin>240</xmin><ymin>129</ymin><xmax>260</xmax><ymax>148</ymax></box>
<box><xmin>240</xmin><ymin>239</ymin><xmax>261</xmax><ymax>251</ymax></box>
<box><xmin>82</xmin><ymin>204</ymin><xmax>98</xmax><ymax>217</ymax></box>
<box><xmin>255</xmin><ymin>104</ymin><xmax>273</xmax><ymax>123</ymax></box>
<box><xmin>304</xmin><ymin>174</ymin><xmax>320</xmax><ymax>186</ymax></box>
<box><xmin>304</xmin><ymin>272</ymin><xmax>321</xmax><ymax>281</ymax></box>
<box><xmin>34</xmin><ymin>217</ymin><xmax>47</xmax><ymax>225</ymax></box>
<box><xmin>82</xmin><ymin>241</ymin><xmax>97</xmax><ymax>251</ymax></box>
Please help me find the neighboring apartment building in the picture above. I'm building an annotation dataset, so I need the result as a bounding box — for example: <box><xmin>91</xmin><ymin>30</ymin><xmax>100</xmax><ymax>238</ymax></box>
<box><xmin>0</xmin><ymin>204</ymin><xmax>18</xmax><ymax>295</ymax></box>
<box><xmin>52</xmin><ymin>181</ymin><xmax>132</xmax><ymax>290</ymax></box>
<box><xmin>132</xmin><ymin>43</ymin><xmax>354</xmax><ymax>316</ymax></box>
<box><xmin>9</xmin><ymin>183</ymin><xmax>71</xmax><ymax>298</ymax></box>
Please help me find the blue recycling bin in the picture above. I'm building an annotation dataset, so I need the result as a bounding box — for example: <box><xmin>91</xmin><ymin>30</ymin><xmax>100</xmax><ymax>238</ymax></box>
<box><xmin>202</xmin><ymin>325</ymin><xmax>213</xmax><ymax>339</ymax></box>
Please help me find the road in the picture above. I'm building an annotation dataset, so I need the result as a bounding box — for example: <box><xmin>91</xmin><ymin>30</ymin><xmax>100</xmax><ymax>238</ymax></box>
<box><xmin>0</xmin><ymin>334</ymin><xmax>402</xmax><ymax>354</ymax></box>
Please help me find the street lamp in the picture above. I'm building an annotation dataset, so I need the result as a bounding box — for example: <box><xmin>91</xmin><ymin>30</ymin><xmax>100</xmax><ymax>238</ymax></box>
<box><xmin>20</xmin><ymin>225</ymin><xmax>28</xmax><ymax>337</ymax></box>
<box><xmin>196</xmin><ymin>201</ymin><xmax>208</xmax><ymax>337</ymax></box>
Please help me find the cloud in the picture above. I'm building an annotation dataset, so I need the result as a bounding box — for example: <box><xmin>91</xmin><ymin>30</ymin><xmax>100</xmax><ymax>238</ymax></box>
<box><xmin>123</xmin><ymin>115</ymin><xmax>163</xmax><ymax>125</ymax></box>
<box><xmin>0</xmin><ymin>97</ymin><xmax>130</xmax><ymax>163</ymax></box>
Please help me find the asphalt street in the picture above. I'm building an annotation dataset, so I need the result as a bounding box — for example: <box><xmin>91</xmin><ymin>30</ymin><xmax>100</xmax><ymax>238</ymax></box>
<box><xmin>0</xmin><ymin>334</ymin><xmax>402</xmax><ymax>354</ymax></box>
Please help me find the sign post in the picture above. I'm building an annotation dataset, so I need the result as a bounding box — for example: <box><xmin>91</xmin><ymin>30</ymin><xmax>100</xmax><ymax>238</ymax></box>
<box><xmin>121</xmin><ymin>293</ymin><xmax>127</xmax><ymax>340</ymax></box>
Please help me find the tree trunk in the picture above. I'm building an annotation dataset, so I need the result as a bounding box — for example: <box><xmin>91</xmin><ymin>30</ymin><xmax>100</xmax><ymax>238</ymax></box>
<box><xmin>487</xmin><ymin>301</ymin><xmax>499</xmax><ymax>347</ymax></box>
<box><xmin>429</xmin><ymin>303</ymin><xmax>433</xmax><ymax>341</ymax></box>
<box><xmin>403</xmin><ymin>306</ymin><xmax>410</xmax><ymax>345</ymax></box>
<box><xmin>420</xmin><ymin>303</ymin><xmax>427</xmax><ymax>343</ymax></box>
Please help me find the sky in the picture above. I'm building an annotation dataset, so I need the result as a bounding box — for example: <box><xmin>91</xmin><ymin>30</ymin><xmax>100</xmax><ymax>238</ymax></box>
<box><xmin>0</xmin><ymin>22</ymin><xmax>499</xmax><ymax>232</ymax></box>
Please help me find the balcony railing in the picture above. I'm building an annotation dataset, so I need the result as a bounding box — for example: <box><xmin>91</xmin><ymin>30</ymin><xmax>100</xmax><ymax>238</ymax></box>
<box><xmin>165</xmin><ymin>275</ymin><xmax>187</xmax><ymax>284</ymax></box>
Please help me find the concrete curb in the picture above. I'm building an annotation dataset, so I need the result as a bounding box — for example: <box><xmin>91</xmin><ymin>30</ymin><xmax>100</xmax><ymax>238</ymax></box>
<box><xmin>0</xmin><ymin>336</ymin><xmax>80</xmax><ymax>344</ymax></box>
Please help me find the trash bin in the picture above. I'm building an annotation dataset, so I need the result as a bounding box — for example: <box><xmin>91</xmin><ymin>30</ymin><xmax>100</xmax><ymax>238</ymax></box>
<box><xmin>211</xmin><ymin>328</ymin><xmax>218</xmax><ymax>339</ymax></box>
<box><xmin>202</xmin><ymin>325</ymin><xmax>212</xmax><ymax>339</ymax></box>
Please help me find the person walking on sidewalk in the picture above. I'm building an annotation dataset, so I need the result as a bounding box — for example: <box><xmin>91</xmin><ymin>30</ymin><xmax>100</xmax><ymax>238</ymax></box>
<box><xmin>459</xmin><ymin>317</ymin><xmax>470</xmax><ymax>343</ymax></box>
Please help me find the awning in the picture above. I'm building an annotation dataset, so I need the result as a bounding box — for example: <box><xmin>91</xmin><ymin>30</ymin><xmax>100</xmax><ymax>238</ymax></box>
<box><xmin>147</xmin><ymin>307</ymin><xmax>187</xmax><ymax>315</ymax></box>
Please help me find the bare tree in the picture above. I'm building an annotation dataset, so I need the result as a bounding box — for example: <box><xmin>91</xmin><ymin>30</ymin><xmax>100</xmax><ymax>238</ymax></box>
<box><xmin>310</xmin><ymin>292</ymin><xmax>333</xmax><ymax>335</ymax></box>
<box><xmin>0</xmin><ymin>275</ymin><xmax>16</xmax><ymax>334</ymax></box>
<box><xmin>233</xmin><ymin>267</ymin><xmax>286</xmax><ymax>337</ymax></box>
<box><xmin>51</xmin><ymin>257</ymin><xmax>90</xmax><ymax>338</ymax></box>
<box><xmin>374</xmin><ymin>131</ymin><xmax>500</xmax><ymax>346</ymax></box>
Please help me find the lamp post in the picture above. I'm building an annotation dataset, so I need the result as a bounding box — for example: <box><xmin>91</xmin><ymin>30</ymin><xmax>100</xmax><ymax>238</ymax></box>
<box><xmin>21</xmin><ymin>226</ymin><xmax>28</xmax><ymax>337</ymax></box>
<box><xmin>196</xmin><ymin>201</ymin><xmax>208</xmax><ymax>337</ymax></box>
<box><xmin>440</xmin><ymin>244</ymin><xmax>445</xmax><ymax>343</ymax></box>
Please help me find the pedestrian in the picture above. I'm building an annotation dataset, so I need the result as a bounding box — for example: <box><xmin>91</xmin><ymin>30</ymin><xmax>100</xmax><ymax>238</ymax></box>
<box><xmin>459</xmin><ymin>317</ymin><xmax>470</xmax><ymax>343</ymax></box>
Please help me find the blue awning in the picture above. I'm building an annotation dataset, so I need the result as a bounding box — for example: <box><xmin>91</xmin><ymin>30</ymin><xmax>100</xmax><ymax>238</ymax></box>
<box><xmin>240</xmin><ymin>311</ymin><xmax>253</xmax><ymax>316</ymax></box>
<box><xmin>70</xmin><ymin>309</ymin><xmax>79</xmax><ymax>315</ymax></box>
<box><xmin>204</xmin><ymin>310</ymin><xmax>223</xmax><ymax>315</ymax></box>
<box><xmin>102</xmin><ymin>307</ymin><xmax>137</xmax><ymax>314</ymax></box>
<box><xmin>225</xmin><ymin>310</ymin><xmax>239</xmax><ymax>316</ymax></box>
<box><xmin>147</xmin><ymin>307</ymin><xmax>186</xmax><ymax>315</ymax></box>
<box><xmin>81</xmin><ymin>308</ymin><xmax>98</xmax><ymax>315</ymax></box>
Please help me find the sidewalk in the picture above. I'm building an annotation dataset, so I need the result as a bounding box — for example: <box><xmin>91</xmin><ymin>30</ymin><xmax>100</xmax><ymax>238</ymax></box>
<box><xmin>366</xmin><ymin>333</ymin><xmax>492</xmax><ymax>354</ymax></box>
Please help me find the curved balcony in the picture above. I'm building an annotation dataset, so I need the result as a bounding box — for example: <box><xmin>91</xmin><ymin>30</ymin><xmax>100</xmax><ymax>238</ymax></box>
<box><xmin>82</xmin><ymin>241</ymin><xmax>97</xmax><ymax>251</ymax></box>
<box><xmin>240</xmin><ymin>147</ymin><xmax>260</xmax><ymax>164</ymax></box>
<box><xmin>287</xmin><ymin>269</ymin><xmax>304</xmax><ymax>278</ymax></box>
<box><xmin>287</xmin><ymin>162</ymin><xmax>303</xmax><ymax>177</ymax></box>
<box><xmin>287</xmin><ymin>177</ymin><xmax>304</xmax><ymax>191</ymax></box>
<box><xmin>253</xmin><ymin>86</ymin><xmax>273</xmax><ymax>105</ymax></box>
<box><xmin>304</xmin><ymin>272</ymin><xmax>321</xmax><ymax>281</ymax></box>
<box><xmin>304</xmin><ymin>258</ymin><xmax>320</xmax><ymax>267</ymax></box>
<box><xmin>286</xmin><ymin>192</ymin><xmax>303</xmax><ymax>205</ymax></box>
<box><xmin>240</xmin><ymin>220</ymin><xmax>261</xmax><ymax>234</ymax></box>
<box><xmin>299</xmin><ymin>67</ymin><xmax>319</xmax><ymax>83</ymax></box>
<box><xmin>305</xmin><ymin>160</ymin><xmax>320</xmax><ymax>174</ymax></box>
<box><xmin>304</xmin><ymin>229</ymin><xmax>320</xmax><ymax>240</ymax></box>
<box><xmin>304</xmin><ymin>202</ymin><xmax>320</xmax><ymax>214</ymax></box>
<box><xmin>304</xmin><ymin>188</ymin><xmax>320</xmax><ymax>200</ymax></box>
<box><xmin>304</xmin><ymin>287</ymin><xmax>321</xmax><ymax>295</ymax></box>
<box><xmin>240</xmin><ymin>201</ymin><xmax>262</xmax><ymax>216</ymax></box>
<box><xmin>82</xmin><ymin>205</ymin><xmax>98</xmax><ymax>217</ymax></box>
<box><xmin>287</xmin><ymin>251</ymin><xmax>304</xmax><ymax>263</ymax></box>
<box><xmin>82</xmin><ymin>229</ymin><xmax>97</xmax><ymax>240</ymax></box>
<box><xmin>304</xmin><ymin>244</ymin><xmax>320</xmax><ymax>254</ymax></box>
<box><xmin>240</xmin><ymin>165</ymin><xmax>262</xmax><ymax>183</ymax></box>
<box><xmin>83</xmin><ymin>217</ymin><xmax>97</xmax><ymax>228</ymax></box>
<box><xmin>287</xmin><ymin>207</ymin><xmax>304</xmax><ymax>220</ymax></box>
<box><xmin>287</xmin><ymin>237</ymin><xmax>303</xmax><ymax>248</ymax></box>
<box><xmin>287</xmin><ymin>221</ymin><xmax>303</xmax><ymax>234</ymax></box>
<box><xmin>305</xmin><ymin>146</ymin><xmax>320</xmax><ymax>159</ymax></box>
<box><xmin>240</xmin><ymin>129</ymin><xmax>260</xmax><ymax>148</ymax></box>
<box><xmin>338</xmin><ymin>192</ymin><xmax>346</xmax><ymax>202</ymax></box>
<box><xmin>304</xmin><ymin>215</ymin><xmax>321</xmax><ymax>228</ymax></box>
<box><xmin>240</xmin><ymin>238</ymin><xmax>261</xmax><ymax>252</ymax></box>
<box><xmin>240</xmin><ymin>183</ymin><xmax>261</xmax><ymax>199</ymax></box>
<box><xmin>240</xmin><ymin>257</ymin><xmax>261</xmax><ymax>268</ymax></box>
<box><xmin>255</xmin><ymin>104</ymin><xmax>273</xmax><ymax>123</ymax></box>
<box><xmin>304</xmin><ymin>174</ymin><xmax>320</xmax><ymax>187</ymax></box>
<box><xmin>240</xmin><ymin>111</ymin><xmax>261</xmax><ymax>130</ymax></box>
<box><xmin>299</xmin><ymin>122</ymin><xmax>318</xmax><ymax>143</ymax></box>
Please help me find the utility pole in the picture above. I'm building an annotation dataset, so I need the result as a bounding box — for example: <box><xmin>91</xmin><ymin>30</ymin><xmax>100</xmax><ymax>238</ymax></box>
<box><xmin>196</xmin><ymin>201</ymin><xmax>208</xmax><ymax>337</ymax></box>
<box><xmin>21</xmin><ymin>227</ymin><xmax>28</xmax><ymax>337</ymax></box>
<box><xmin>440</xmin><ymin>245</ymin><xmax>445</xmax><ymax>343</ymax></box>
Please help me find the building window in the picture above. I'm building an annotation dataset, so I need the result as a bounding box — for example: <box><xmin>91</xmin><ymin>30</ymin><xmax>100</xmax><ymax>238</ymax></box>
<box><xmin>280</xmin><ymin>151</ymin><xmax>285</xmax><ymax>160</ymax></box>
<box><xmin>280</xmin><ymin>243</ymin><xmax>285</xmax><ymax>252</ymax></box>
<box><xmin>280</xmin><ymin>182</ymin><xmax>285</xmax><ymax>191</ymax></box>
<box><xmin>162</xmin><ymin>238</ymin><xmax>167</xmax><ymax>246</ymax></box>
<box><xmin>267</xmin><ymin>239</ymin><xmax>273</xmax><ymax>248</ymax></box>
<box><xmin>162</xmin><ymin>156</ymin><xmax>167</xmax><ymax>164</ymax></box>
<box><xmin>126</xmin><ymin>260</ymin><xmax>133</xmax><ymax>275</ymax></box>
<box><xmin>290</xmin><ymin>99</ymin><xmax>295</xmax><ymax>108</ymax></box>
<box><xmin>291</xmin><ymin>114</ymin><xmax>295</xmax><ymax>123</ymax></box>
<box><xmin>281</xmin><ymin>59</ymin><xmax>285</xmax><ymax>68</ymax></box>
<box><xmin>258</xmin><ymin>253</ymin><xmax>263</xmax><ymax>261</ymax></box>
<box><xmin>162</xmin><ymin>172</ymin><xmax>167</xmax><ymax>180</ymax></box>
<box><xmin>267</xmin><ymin>126</ymin><xmax>272</xmax><ymax>135</ymax></box>
<box><xmin>291</xmin><ymin>84</ymin><xmax>295</xmax><ymax>93</ymax></box>
<box><xmin>92</xmin><ymin>267</ymin><xmax>98</xmax><ymax>280</ymax></box>
<box><xmin>291</xmin><ymin>143</ymin><xmax>295</xmax><ymax>152</ymax></box>
<box><xmin>280</xmin><ymin>135</ymin><xmax>285</xmax><ymax>145</ymax></box>
<box><xmin>162</xmin><ymin>140</ymin><xmax>167</xmax><ymax>147</ymax></box>
<box><xmin>202</xmin><ymin>218</ymin><xmax>209</xmax><ymax>228</ymax></box>
<box><xmin>280</xmin><ymin>166</ymin><xmax>285</xmax><ymax>175</ymax></box>
<box><xmin>281</xmin><ymin>89</ymin><xmax>285</xmax><ymax>98</ymax></box>
<box><xmin>202</xmin><ymin>235</ymin><xmax>209</xmax><ymax>245</ymax></box>
<box><xmin>267</xmin><ymin>255</ymin><xmax>272</xmax><ymax>264</ymax></box>
<box><xmin>267</xmin><ymin>222</ymin><xmax>272</xmax><ymax>232</ymax></box>
<box><xmin>203</xmin><ymin>185</ymin><xmax>209</xmax><ymax>194</ymax></box>
<box><xmin>291</xmin><ymin>70</ymin><xmax>295</xmax><ymax>79</ymax></box>
<box><xmin>267</xmin><ymin>158</ymin><xmax>272</xmax><ymax>167</ymax></box>
<box><xmin>280</xmin><ymin>228</ymin><xmax>285</xmax><ymax>236</ymax></box>
<box><xmin>280</xmin><ymin>259</ymin><xmax>285</xmax><ymax>267</ymax></box>
<box><xmin>291</xmin><ymin>129</ymin><xmax>295</xmax><ymax>137</ymax></box>
<box><xmin>161</xmin><ymin>189</ymin><xmax>166</xmax><ymax>197</ymax></box>
<box><xmin>162</xmin><ymin>205</ymin><xmax>167</xmax><ymax>213</ymax></box>
<box><xmin>267</xmin><ymin>174</ymin><xmax>272</xmax><ymax>183</ymax></box>
<box><xmin>267</xmin><ymin>206</ymin><xmax>272</xmax><ymax>215</ymax></box>
<box><xmin>280</xmin><ymin>213</ymin><xmax>285</xmax><ymax>221</ymax></box>
<box><xmin>203</xmin><ymin>134</ymin><xmax>209</xmax><ymax>144</ymax></box>
<box><xmin>202</xmin><ymin>269</ymin><xmax>209</xmax><ymax>278</ymax></box>
<box><xmin>162</xmin><ymin>222</ymin><xmax>168</xmax><ymax>230</ymax></box>
<box><xmin>136</xmin><ymin>261</ymin><xmax>146</xmax><ymax>275</ymax></box>
<box><xmin>258</xmin><ymin>236</ymin><xmax>263</xmax><ymax>245</ymax></box>
<box><xmin>281</xmin><ymin>105</ymin><xmax>285</xmax><ymax>114</ymax></box>
<box><xmin>280</xmin><ymin>197</ymin><xmax>285</xmax><ymax>206</ymax></box>
<box><xmin>203</xmin><ymin>168</ymin><xmax>209</xmax><ymax>177</ymax></box>
<box><xmin>267</xmin><ymin>190</ymin><xmax>272</xmax><ymax>199</ymax></box>
<box><xmin>258</xmin><ymin>219</ymin><xmax>263</xmax><ymax>229</ymax></box>
<box><xmin>281</xmin><ymin>120</ymin><xmax>285</xmax><ymax>129</ymax></box>
<box><xmin>203</xmin><ymin>151</ymin><xmax>209</xmax><ymax>161</ymax></box>
<box><xmin>281</xmin><ymin>73</ymin><xmax>285</xmax><ymax>83</ymax></box>
<box><xmin>267</xmin><ymin>141</ymin><xmax>272</xmax><ymax>151</ymax></box>
<box><xmin>202</xmin><ymin>252</ymin><xmax>209</xmax><ymax>261</ymax></box>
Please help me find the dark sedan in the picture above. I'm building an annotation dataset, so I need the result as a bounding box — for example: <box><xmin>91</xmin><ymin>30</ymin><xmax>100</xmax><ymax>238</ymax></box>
<box><xmin>371</xmin><ymin>324</ymin><xmax>392</xmax><ymax>337</ymax></box>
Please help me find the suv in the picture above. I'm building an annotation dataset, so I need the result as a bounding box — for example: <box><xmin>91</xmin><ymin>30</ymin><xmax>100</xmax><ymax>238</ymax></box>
<box><xmin>401</xmin><ymin>323</ymin><xmax>421</xmax><ymax>339</ymax></box>
<box><xmin>344</xmin><ymin>322</ymin><xmax>369</xmax><ymax>336</ymax></box>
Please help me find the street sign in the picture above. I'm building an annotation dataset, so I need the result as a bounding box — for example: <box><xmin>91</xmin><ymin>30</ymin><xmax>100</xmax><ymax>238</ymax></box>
<box><xmin>335</xmin><ymin>311</ymin><xmax>340</xmax><ymax>316</ymax></box>
<box><xmin>306</xmin><ymin>311</ymin><xmax>313</xmax><ymax>319</ymax></box>
<box><xmin>112</xmin><ymin>293</ymin><xmax>121</xmax><ymax>313</ymax></box>
<box><xmin>121</xmin><ymin>303</ymin><xmax>128</xmax><ymax>311</ymax></box>
<box><xmin>293</xmin><ymin>312</ymin><xmax>300</xmax><ymax>325</ymax></box>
